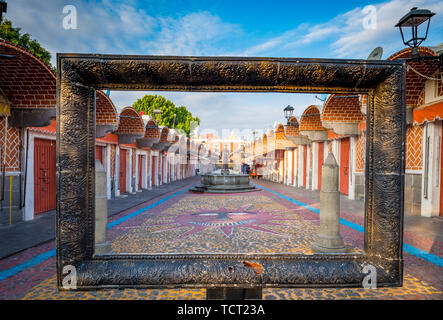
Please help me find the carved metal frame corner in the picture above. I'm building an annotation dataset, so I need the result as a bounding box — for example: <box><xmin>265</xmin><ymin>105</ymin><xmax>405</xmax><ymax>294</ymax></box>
<box><xmin>56</xmin><ymin>54</ymin><xmax>406</xmax><ymax>290</ymax></box>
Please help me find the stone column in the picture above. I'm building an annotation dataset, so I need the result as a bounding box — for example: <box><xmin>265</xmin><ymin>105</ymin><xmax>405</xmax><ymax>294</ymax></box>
<box><xmin>311</xmin><ymin>153</ymin><xmax>347</xmax><ymax>253</ymax></box>
<box><xmin>95</xmin><ymin>160</ymin><xmax>111</xmax><ymax>254</ymax></box>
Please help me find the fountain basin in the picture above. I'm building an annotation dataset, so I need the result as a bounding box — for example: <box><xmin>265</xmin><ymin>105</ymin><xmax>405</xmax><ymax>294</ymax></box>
<box><xmin>190</xmin><ymin>170</ymin><xmax>259</xmax><ymax>193</ymax></box>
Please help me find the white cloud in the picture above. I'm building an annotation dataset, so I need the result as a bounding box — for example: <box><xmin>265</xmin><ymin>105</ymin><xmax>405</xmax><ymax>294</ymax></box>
<box><xmin>241</xmin><ymin>0</ymin><xmax>443</xmax><ymax>59</ymax></box>
<box><xmin>330</xmin><ymin>0</ymin><xmax>443</xmax><ymax>58</ymax></box>
<box><xmin>142</xmin><ymin>11</ymin><xmax>241</xmax><ymax>56</ymax></box>
<box><xmin>5</xmin><ymin>1</ymin><xmax>240</xmax><ymax>64</ymax></box>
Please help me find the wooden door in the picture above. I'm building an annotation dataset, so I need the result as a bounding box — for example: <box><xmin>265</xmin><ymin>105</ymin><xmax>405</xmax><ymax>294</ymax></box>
<box><xmin>303</xmin><ymin>146</ymin><xmax>307</xmax><ymax>187</ymax></box>
<box><xmin>95</xmin><ymin>146</ymin><xmax>104</xmax><ymax>165</ymax></box>
<box><xmin>34</xmin><ymin>138</ymin><xmax>56</xmax><ymax>214</ymax></box>
<box><xmin>119</xmin><ymin>148</ymin><xmax>127</xmax><ymax>194</ymax></box>
<box><xmin>151</xmin><ymin>156</ymin><xmax>156</xmax><ymax>186</ymax></box>
<box><xmin>282</xmin><ymin>150</ymin><xmax>285</xmax><ymax>183</ymax></box>
<box><xmin>318</xmin><ymin>142</ymin><xmax>324</xmax><ymax>190</ymax></box>
<box><xmin>291</xmin><ymin>150</ymin><xmax>295</xmax><ymax>185</ymax></box>
<box><xmin>340</xmin><ymin>138</ymin><xmax>350</xmax><ymax>195</ymax></box>
<box><xmin>440</xmin><ymin>125</ymin><xmax>443</xmax><ymax>216</ymax></box>
<box><xmin>138</xmin><ymin>154</ymin><xmax>143</xmax><ymax>190</ymax></box>
<box><xmin>161</xmin><ymin>155</ymin><xmax>165</xmax><ymax>184</ymax></box>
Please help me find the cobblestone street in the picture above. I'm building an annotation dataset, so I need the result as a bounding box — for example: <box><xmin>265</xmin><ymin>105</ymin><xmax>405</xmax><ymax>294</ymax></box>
<box><xmin>0</xmin><ymin>178</ymin><xmax>441</xmax><ymax>300</ymax></box>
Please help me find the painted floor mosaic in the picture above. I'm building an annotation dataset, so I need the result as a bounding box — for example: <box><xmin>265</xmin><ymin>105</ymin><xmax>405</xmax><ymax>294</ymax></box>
<box><xmin>0</xmin><ymin>180</ymin><xmax>442</xmax><ymax>300</ymax></box>
<box><xmin>109</xmin><ymin>192</ymin><xmax>362</xmax><ymax>255</ymax></box>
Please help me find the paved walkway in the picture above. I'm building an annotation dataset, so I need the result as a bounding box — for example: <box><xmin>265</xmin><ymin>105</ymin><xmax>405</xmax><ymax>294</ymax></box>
<box><xmin>0</xmin><ymin>177</ymin><xmax>198</xmax><ymax>259</ymax></box>
<box><xmin>255</xmin><ymin>179</ymin><xmax>443</xmax><ymax>244</ymax></box>
<box><xmin>0</xmin><ymin>178</ymin><xmax>442</xmax><ymax>300</ymax></box>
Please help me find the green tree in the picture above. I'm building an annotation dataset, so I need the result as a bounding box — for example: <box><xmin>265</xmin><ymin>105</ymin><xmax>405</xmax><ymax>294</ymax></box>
<box><xmin>0</xmin><ymin>18</ymin><xmax>52</xmax><ymax>67</ymax></box>
<box><xmin>132</xmin><ymin>94</ymin><xmax>200</xmax><ymax>137</ymax></box>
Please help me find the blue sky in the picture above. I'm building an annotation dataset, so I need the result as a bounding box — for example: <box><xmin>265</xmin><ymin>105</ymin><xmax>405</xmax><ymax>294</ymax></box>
<box><xmin>5</xmin><ymin>0</ymin><xmax>443</xmax><ymax>137</ymax></box>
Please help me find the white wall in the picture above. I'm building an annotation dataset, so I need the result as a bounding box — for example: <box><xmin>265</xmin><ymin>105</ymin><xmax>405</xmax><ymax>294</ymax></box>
<box><xmin>298</xmin><ymin>145</ymin><xmax>304</xmax><ymax>188</ymax></box>
<box><xmin>312</xmin><ymin>142</ymin><xmax>319</xmax><ymax>190</ymax></box>
<box><xmin>421</xmin><ymin>120</ymin><xmax>442</xmax><ymax>217</ymax></box>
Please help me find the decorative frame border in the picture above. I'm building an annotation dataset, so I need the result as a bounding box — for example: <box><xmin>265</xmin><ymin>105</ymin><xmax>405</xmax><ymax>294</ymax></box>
<box><xmin>56</xmin><ymin>54</ymin><xmax>405</xmax><ymax>290</ymax></box>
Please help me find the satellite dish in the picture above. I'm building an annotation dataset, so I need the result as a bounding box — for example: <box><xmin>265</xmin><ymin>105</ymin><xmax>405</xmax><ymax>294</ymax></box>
<box><xmin>367</xmin><ymin>47</ymin><xmax>383</xmax><ymax>60</ymax></box>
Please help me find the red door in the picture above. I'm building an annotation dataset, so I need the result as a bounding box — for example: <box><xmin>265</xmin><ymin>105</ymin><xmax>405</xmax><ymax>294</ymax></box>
<box><xmin>95</xmin><ymin>146</ymin><xmax>104</xmax><ymax>165</ymax></box>
<box><xmin>161</xmin><ymin>155</ymin><xmax>165</xmax><ymax>184</ymax></box>
<box><xmin>303</xmin><ymin>146</ymin><xmax>307</xmax><ymax>187</ymax></box>
<box><xmin>318</xmin><ymin>142</ymin><xmax>324</xmax><ymax>190</ymax></box>
<box><xmin>282</xmin><ymin>150</ymin><xmax>285</xmax><ymax>183</ymax></box>
<box><xmin>34</xmin><ymin>138</ymin><xmax>56</xmax><ymax>214</ymax></box>
<box><xmin>138</xmin><ymin>155</ymin><xmax>143</xmax><ymax>190</ymax></box>
<box><xmin>119</xmin><ymin>149</ymin><xmax>127</xmax><ymax>194</ymax></box>
<box><xmin>151</xmin><ymin>156</ymin><xmax>156</xmax><ymax>186</ymax></box>
<box><xmin>440</xmin><ymin>125</ymin><xmax>443</xmax><ymax>216</ymax></box>
<box><xmin>340</xmin><ymin>138</ymin><xmax>350</xmax><ymax>195</ymax></box>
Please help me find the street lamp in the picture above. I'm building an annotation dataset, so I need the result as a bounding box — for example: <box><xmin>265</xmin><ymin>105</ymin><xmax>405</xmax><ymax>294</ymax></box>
<box><xmin>0</xmin><ymin>1</ymin><xmax>7</xmax><ymax>21</ymax></box>
<box><xmin>395</xmin><ymin>7</ymin><xmax>435</xmax><ymax>57</ymax></box>
<box><xmin>283</xmin><ymin>105</ymin><xmax>294</xmax><ymax>124</ymax></box>
<box><xmin>152</xmin><ymin>109</ymin><xmax>162</xmax><ymax>123</ymax></box>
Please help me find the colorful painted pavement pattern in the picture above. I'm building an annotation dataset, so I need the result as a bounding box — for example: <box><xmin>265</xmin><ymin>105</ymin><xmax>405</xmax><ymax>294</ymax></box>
<box><xmin>1</xmin><ymin>181</ymin><xmax>442</xmax><ymax>300</ymax></box>
<box><xmin>109</xmin><ymin>192</ymin><xmax>361</xmax><ymax>255</ymax></box>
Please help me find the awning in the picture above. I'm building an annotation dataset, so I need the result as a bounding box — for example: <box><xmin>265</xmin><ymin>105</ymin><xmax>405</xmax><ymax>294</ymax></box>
<box><xmin>413</xmin><ymin>101</ymin><xmax>443</xmax><ymax>125</ymax></box>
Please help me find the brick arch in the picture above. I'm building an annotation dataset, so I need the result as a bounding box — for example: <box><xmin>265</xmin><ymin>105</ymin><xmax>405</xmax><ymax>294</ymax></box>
<box><xmin>254</xmin><ymin>137</ymin><xmax>263</xmax><ymax>156</ymax></box>
<box><xmin>179</xmin><ymin>135</ymin><xmax>187</xmax><ymax>147</ymax></box>
<box><xmin>0</xmin><ymin>40</ymin><xmax>56</xmax><ymax>127</ymax></box>
<box><xmin>168</xmin><ymin>129</ymin><xmax>179</xmax><ymax>145</ymax></box>
<box><xmin>167</xmin><ymin>130</ymin><xmax>180</xmax><ymax>154</ymax></box>
<box><xmin>386</xmin><ymin>47</ymin><xmax>436</xmax><ymax>60</ymax></box>
<box><xmin>136</xmin><ymin>116</ymin><xmax>160</xmax><ymax>148</ymax></box>
<box><xmin>145</xmin><ymin>117</ymin><xmax>160</xmax><ymax>139</ymax></box>
<box><xmin>300</xmin><ymin>105</ymin><xmax>328</xmax><ymax>142</ymax></box>
<box><xmin>284</xmin><ymin>116</ymin><xmax>300</xmax><ymax>136</ymax></box>
<box><xmin>275</xmin><ymin>123</ymin><xmax>285</xmax><ymax>139</ymax></box>
<box><xmin>388</xmin><ymin>47</ymin><xmax>439</xmax><ymax>109</ymax></box>
<box><xmin>262</xmin><ymin>133</ymin><xmax>268</xmax><ymax>154</ymax></box>
<box><xmin>300</xmin><ymin>105</ymin><xmax>326</xmax><ymax>131</ymax></box>
<box><xmin>159</xmin><ymin>126</ymin><xmax>170</xmax><ymax>143</ymax></box>
<box><xmin>152</xmin><ymin>126</ymin><xmax>171</xmax><ymax>151</ymax></box>
<box><xmin>321</xmin><ymin>94</ymin><xmax>363</xmax><ymax>135</ymax></box>
<box><xmin>95</xmin><ymin>91</ymin><xmax>118</xmax><ymax>137</ymax></box>
<box><xmin>114</xmin><ymin>107</ymin><xmax>144</xmax><ymax>144</ymax></box>
<box><xmin>267</xmin><ymin>129</ymin><xmax>276</xmax><ymax>151</ymax></box>
<box><xmin>275</xmin><ymin>123</ymin><xmax>294</xmax><ymax>149</ymax></box>
<box><xmin>174</xmin><ymin>134</ymin><xmax>186</xmax><ymax>154</ymax></box>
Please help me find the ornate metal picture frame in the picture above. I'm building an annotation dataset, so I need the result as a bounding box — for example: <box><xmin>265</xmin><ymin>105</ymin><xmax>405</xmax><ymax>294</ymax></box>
<box><xmin>56</xmin><ymin>54</ymin><xmax>405</xmax><ymax>290</ymax></box>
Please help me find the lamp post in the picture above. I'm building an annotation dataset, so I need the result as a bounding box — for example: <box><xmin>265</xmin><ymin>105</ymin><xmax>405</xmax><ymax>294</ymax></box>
<box><xmin>152</xmin><ymin>109</ymin><xmax>162</xmax><ymax>123</ymax></box>
<box><xmin>0</xmin><ymin>1</ymin><xmax>7</xmax><ymax>21</ymax></box>
<box><xmin>395</xmin><ymin>7</ymin><xmax>435</xmax><ymax>57</ymax></box>
<box><xmin>283</xmin><ymin>105</ymin><xmax>294</xmax><ymax>124</ymax></box>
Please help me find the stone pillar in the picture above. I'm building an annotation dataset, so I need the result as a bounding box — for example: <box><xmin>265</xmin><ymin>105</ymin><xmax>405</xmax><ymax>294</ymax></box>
<box><xmin>95</xmin><ymin>160</ymin><xmax>111</xmax><ymax>254</ymax></box>
<box><xmin>311</xmin><ymin>153</ymin><xmax>347</xmax><ymax>253</ymax></box>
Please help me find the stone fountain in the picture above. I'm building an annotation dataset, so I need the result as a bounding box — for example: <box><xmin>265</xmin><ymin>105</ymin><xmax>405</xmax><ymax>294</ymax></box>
<box><xmin>190</xmin><ymin>162</ymin><xmax>259</xmax><ymax>193</ymax></box>
<box><xmin>191</xmin><ymin>143</ymin><xmax>259</xmax><ymax>193</ymax></box>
